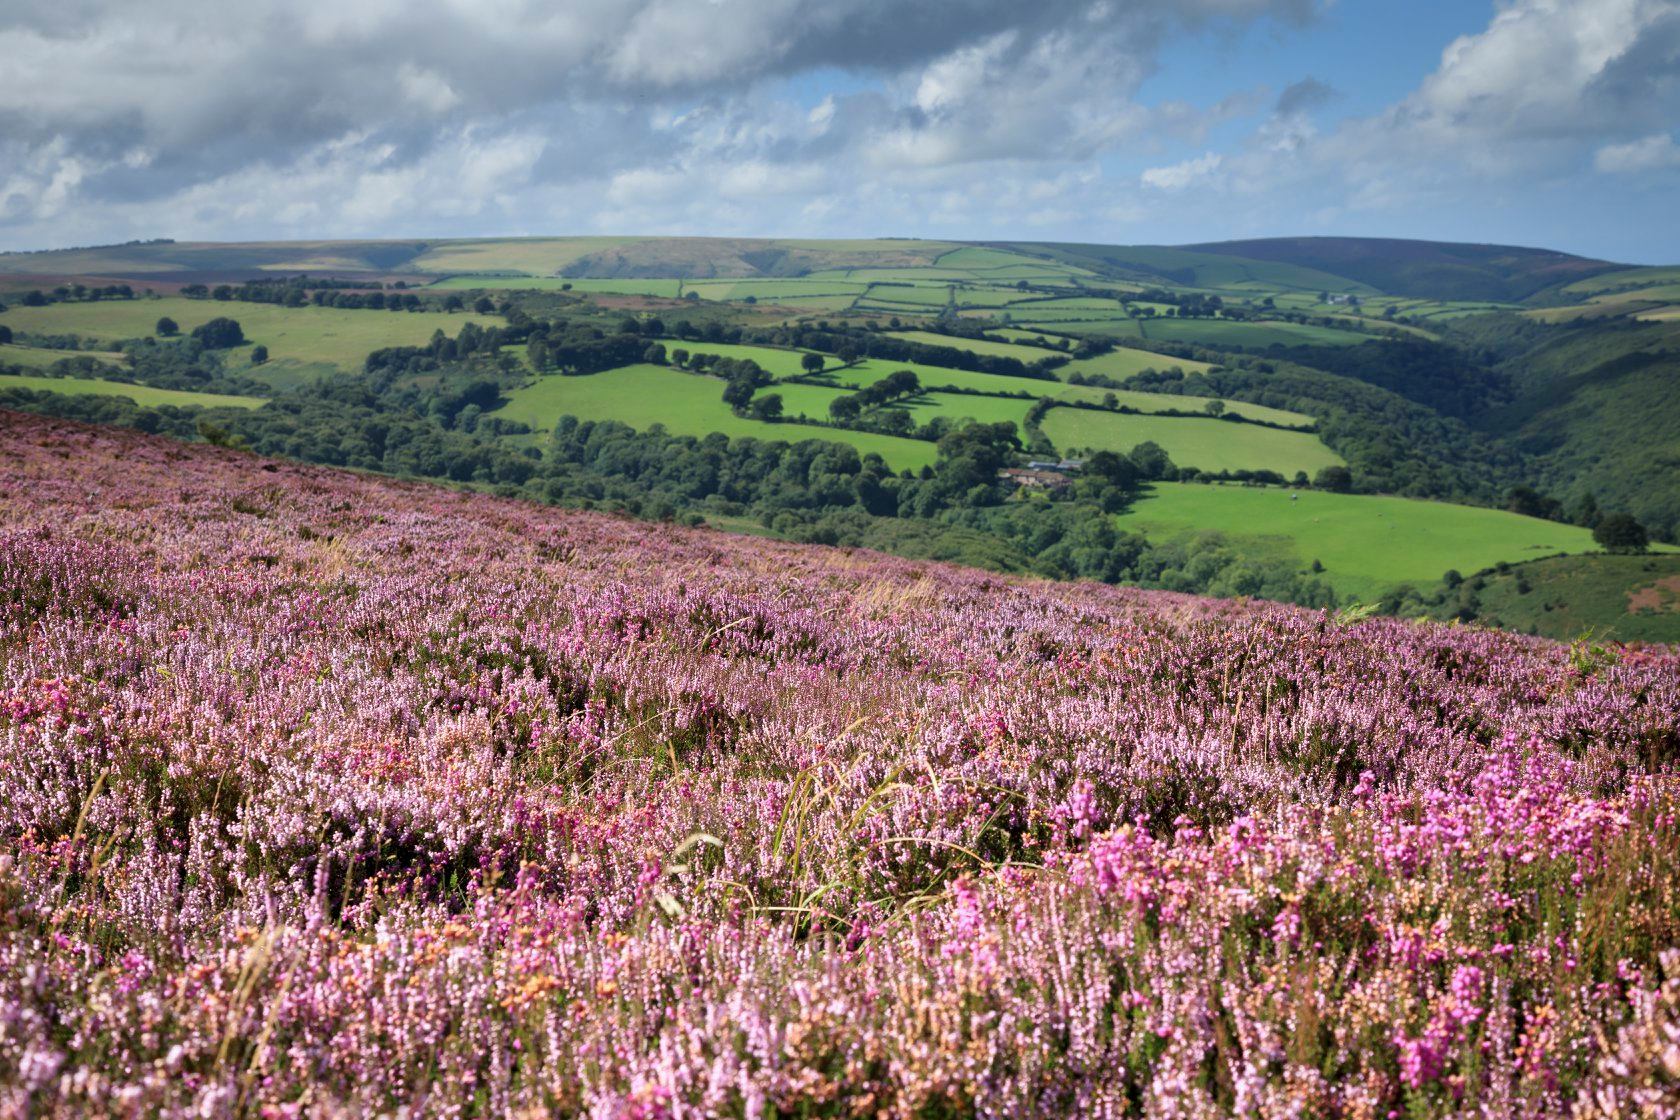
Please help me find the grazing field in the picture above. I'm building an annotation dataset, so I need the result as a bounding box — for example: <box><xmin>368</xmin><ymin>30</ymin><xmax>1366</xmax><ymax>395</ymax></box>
<box><xmin>0</xmin><ymin>343</ymin><xmax>125</xmax><ymax>369</ymax></box>
<box><xmin>409</xmin><ymin>237</ymin><xmax>643</xmax><ymax>275</ymax></box>
<box><xmin>1051</xmin><ymin>384</ymin><xmax>1316</xmax><ymax>427</ymax></box>
<box><xmin>892</xmin><ymin>391</ymin><xmax>1034</xmax><ymax>429</ymax></box>
<box><xmin>1055</xmin><ymin>345</ymin><xmax>1216</xmax><ymax>380</ymax></box>
<box><xmin>665</xmin><ymin>340</ymin><xmax>822</xmax><ymax>379</ymax></box>
<box><xmin>1461</xmin><ymin>553</ymin><xmax>1680</xmax><ymax>642</ymax></box>
<box><xmin>815</xmin><ymin>358</ymin><xmax>1056</xmax><ymax>397</ymax></box>
<box><xmin>0</xmin><ymin>298</ymin><xmax>497</xmax><ymax>372</ymax></box>
<box><xmin>1009</xmin><ymin>319</ymin><xmax>1146</xmax><ymax>339</ymax></box>
<box><xmin>886</xmin><ymin>330</ymin><xmax>1054</xmax><ymax>362</ymax></box>
<box><xmin>4</xmin><ymin>412</ymin><xmax>1677</xmax><ymax>1116</ymax></box>
<box><xmin>493</xmin><ymin>365</ymin><xmax>937</xmax><ymax>470</ymax></box>
<box><xmin>1041</xmin><ymin>409</ymin><xmax>1343</xmax><ymax>475</ymax></box>
<box><xmin>0</xmin><ymin>373</ymin><xmax>265</xmax><ymax>410</ymax></box>
<box><xmin>1115</xmin><ymin>482</ymin><xmax>1605</xmax><ymax>600</ymax></box>
<box><xmin>1137</xmin><ymin>317</ymin><xmax>1367</xmax><ymax>348</ymax></box>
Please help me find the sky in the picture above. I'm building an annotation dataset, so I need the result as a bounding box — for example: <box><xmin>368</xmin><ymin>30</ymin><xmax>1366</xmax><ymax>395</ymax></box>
<box><xmin>2</xmin><ymin>0</ymin><xmax>1678</xmax><ymax>262</ymax></box>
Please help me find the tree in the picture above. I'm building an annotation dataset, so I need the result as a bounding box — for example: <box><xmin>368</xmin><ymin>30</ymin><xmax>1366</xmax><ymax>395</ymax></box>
<box><xmin>250</xmin><ymin>344</ymin><xmax>269</xmax><ymax>365</ymax></box>
<box><xmin>643</xmin><ymin>343</ymin><xmax>667</xmax><ymax>365</ymax></box>
<box><xmin>0</xmin><ymin>324</ymin><xmax>10</xmax><ymax>345</ymax></box>
<box><xmin>155</xmin><ymin>316</ymin><xmax>179</xmax><ymax>336</ymax></box>
<box><xmin>1314</xmin><ymin>465</ymin><xmax>1353</xmax><ymax>493</ymax></box>
<box><xmin>191</xmin><ymin>317</ymin><xmax>245</xmax><ymax>349</ymax></box>
<box><xmin>1203</xmin><ymin>399</ymin><xmax>1225</xmax><ymax>417</ymax></box>
<box><xmin>828</xmin><ymin>396</ymin><xmax>862</xmax><ymax>422</ymax></box>
<box><xmin>21</xmin><ymin>290</ymin><xmax>47</xmax><ymax>307</ymax></box>
<box><xmin>749</xmin><ymin>393</ymin><xmax>783</xmax><ymax>421</ymax></box>
<box><xmin>473</xmin><ymin>297</ymin><xmax>496</xmax><ymax>315</ymax></box>
<box><xmin>442</xmin><ymin>295</ymin><xmax>465</xmax><ymax>313</ymax></box>
<box><xmin>800</xmin><ymin>352</ymin><xmax>826</xmax><ymax>375</ymax></box>
<box><xmin>1129</xmin><ymin>441</ymin><xmax>1174</xmax><ymax>481</ymax></box>
<box><xmin>1594</xmin><ymin>513</ymin><xmax>1649</xmax><ymax>554</ymax></box>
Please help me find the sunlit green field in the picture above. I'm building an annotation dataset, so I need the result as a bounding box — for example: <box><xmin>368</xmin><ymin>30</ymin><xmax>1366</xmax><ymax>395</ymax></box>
<box><xmin>0</xmin><ymin>343</ymin><xmax>125</xmax><ymax>369</ymax></box>
<box><xmin>1041</xmin><ymin>409</ymin><xmax>1343</xmax><ymax>475</ymax></box>
<box><xmin>664</xmin><ymin>341</ymin><xmax>824</xmax><ymax>379</ymax></box>
<box><xmin>0</xmin><ymin>373</ymin><xmax>265</xmax><ymax>410</ymax></box>
<box><xmin>492</xmin><ymin>365</ymin><xmax>937</xmax><ymax>471</ymax></box>
<box><xmin>886</xmin><ymin>331</ymin><xmax>1053</xmax><ymax>362</ymax></box>
<box><xmin>1055</xmin><ymin>346</ymin><xmax>1215</xmax><ymax>380</ymax></box>
<box><xmin>0</xmin><ymin>299</ymin><xmax>497</xmax><ymax>372</ymax></box>
<box><xmin>1050</xmin><ymin>385</ymin><xmax>1314</xmax><ymax>428</ymax></box>
<box><xmin>1115</xmin><ymin>482</ymin><xmax>1606</xmax><ymax>600</ymax></box>
<box><xmin>1134</xmin><ymin>318</ymin><xmax>1366</xmax><ymax>348</ymax></box>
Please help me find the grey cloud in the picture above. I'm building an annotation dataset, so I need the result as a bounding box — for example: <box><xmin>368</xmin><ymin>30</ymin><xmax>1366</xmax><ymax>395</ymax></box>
<box><xmin>1276</xmin><ymin>77</ymin><xmax>1334</xmax><ymax>116</ymax></box>
<box><xmin>0</xmin><ymin>0</ymin><xmax>1315</xmax><ymax>244</ymax></box>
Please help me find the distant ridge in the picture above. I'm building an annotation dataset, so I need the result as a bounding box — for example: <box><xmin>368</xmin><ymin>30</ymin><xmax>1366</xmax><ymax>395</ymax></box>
<box><xmin>1182</xmin><ymin>236</ymin><xmax>1623</xmax><ymax>302</ymax></box>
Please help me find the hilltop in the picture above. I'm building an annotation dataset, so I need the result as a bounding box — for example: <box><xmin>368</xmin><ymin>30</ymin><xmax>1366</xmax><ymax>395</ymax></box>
<box><xmin>1181</xmin><ymin>236</ymin><xmax>1622</xmax><ymax>301</ymax></box>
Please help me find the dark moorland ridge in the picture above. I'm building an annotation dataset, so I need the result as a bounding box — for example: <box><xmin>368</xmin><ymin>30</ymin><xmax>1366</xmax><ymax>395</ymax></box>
<box><xmin>1181</xmin><ymin>236</ymin><xmax>1622</xmax><ymax>302</ymax></box>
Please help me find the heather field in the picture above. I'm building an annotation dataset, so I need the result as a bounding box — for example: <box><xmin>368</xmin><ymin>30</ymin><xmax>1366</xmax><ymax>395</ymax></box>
<box><xmin>3</xmin><ymin>411</ymin><xmax>1680</xmax><ymax>1117</ymax></box>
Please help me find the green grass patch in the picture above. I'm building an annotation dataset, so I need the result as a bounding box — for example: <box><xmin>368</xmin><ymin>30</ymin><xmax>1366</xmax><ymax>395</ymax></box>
<box><xmin>1041</xmin><ymin>409</ymin><xmax>1342</xmax><ymax>475</ymax></box>
<box><xmin>885</xmin><ymin>331</ymin><xmax>1052</xmax><ymax>362</ymax></box>
<box><xmin>811</xmin><ymin>359</ymin><xmax>1056</xmax><ymax>397</ymax></box>
<box><xmin>668</xmin><ymin>341</ymin><xmax>822</xmax><ymax>379</ymax></box>
<box><xmin>493</xmin><ymin>365</ymin><xmax>936</xmax><ymax>471</ymax></box>
<box><xmin>0</xmin><ymin>343</ymin><xmax>125</xmax><ymax>370</ymax></box>
<box><xmin>1115</xmin><ymin>482</ymin><xmax>1604</xmax><ymax>601</ymax></box>
<box><xmin>1057</xmin><ymin>346</ymin><xmax>1214</xmax><ymax>380</ymax></box>
<box><xmin>1136</xmin><ymin>318</ymin><xmax>1367</xmax><ymax>348</ymax></box>
<box><xmin>1051</xmin><ymin>386</ymin><xmax>1313</xmax><ymax>427</ymax></box>
<box><xmin>410</xmin><ymin>237</ymin><xmax>643</xmax><ymax>276</ymax></box>
<box><xmin>0</xmin><ymin>373</ymin><xmax>265</xmax><ymax>410</ymax></box>
<box><xmin>0</xmin><ymin>298</ymin><xmax>498</xmax><ymax>373</ymax></box>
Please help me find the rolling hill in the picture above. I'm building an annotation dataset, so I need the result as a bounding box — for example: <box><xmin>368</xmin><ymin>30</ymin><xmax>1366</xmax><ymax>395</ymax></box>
<box><xmin>1181</xmin><ymin>236</ymin><xmax>1622</xmax><ymax>301</ymax></box>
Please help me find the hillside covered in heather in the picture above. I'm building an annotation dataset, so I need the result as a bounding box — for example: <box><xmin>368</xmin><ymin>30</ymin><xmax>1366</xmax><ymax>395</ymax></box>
<box><xmin>2</xmin><ymin>410</ymin><xmax>1679</xmax><ymax>1117</ymax></box>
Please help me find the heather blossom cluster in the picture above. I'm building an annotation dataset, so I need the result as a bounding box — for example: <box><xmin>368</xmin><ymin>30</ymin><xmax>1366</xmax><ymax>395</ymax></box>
<box><xmin>0</xmin><ymin>412</ymin><xmax>1677</xmax><ymax>1117</ymax></box>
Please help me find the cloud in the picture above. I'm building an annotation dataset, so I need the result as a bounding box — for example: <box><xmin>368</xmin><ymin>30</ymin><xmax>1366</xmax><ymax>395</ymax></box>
<box><xmin>1275</xmin><ymin>77</ymin><xmax>1334</xmax><ymax>116</ymax></box>
<box><xmin>0</xmin><ymin>0</ymin><xmax>1313</xmax><ymax>246</ymax></box>
<box><xmin>1141</xmin><ymin>152</ymin><xmax>1222</xmax><ymax>189</ymax></box>
<box><xmin>1595</xmin><ymin>132</ymin><xmax>1680</xmax><ymax>172</ymax></box>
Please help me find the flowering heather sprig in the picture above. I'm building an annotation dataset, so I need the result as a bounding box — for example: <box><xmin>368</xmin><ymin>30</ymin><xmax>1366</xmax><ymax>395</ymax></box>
<box><xmin>0</xmin><ymin>412</ymin><xmax>1678</xmax><ymax>1117</ymax></box>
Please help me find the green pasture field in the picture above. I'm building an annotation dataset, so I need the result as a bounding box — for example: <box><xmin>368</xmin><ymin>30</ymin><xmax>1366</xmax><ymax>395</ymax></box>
<box><xmin>409</xmin><ymin>238</ymin><xmax>642</xmax><ymax>276</ymax></box>
<box><xmin>1114</xmin><ymin>482</ymin><xmax>1604</xmax><ymax>601</ymax></box>
<box><xmin>0</xmin><ymin>298</ymin><xmax>499</xmax><ymax>372</ymax></box>
<box><xmin>891</xmin><ymin>392</ymin><xmax>1032</xmax><ymax>429</ymax></box>
<box><xmin>0</xmin><ymin>373</ymin><xmax>265</xmax><ymax>410</ymax></box>
<box><xmin>1013</xmin><ymin>317</ymin><xmax>1146</xmax><ymax>336</ymax></box>
<box><xmin>686</xmin><ymin>279</ymin><xmax>870</xmax><ymax>302</ymax></box>
<box><xmin>1136</xmin><ymin>318</ymin><xmax>1367</xmax><ymax>348</ymax></box>
<box><xmin>1560</xmin><ymin>266</ymin><xmax>1680</xmax><ymax>296</ymax></box>
<box><xmin>1056</xmin><ymin>346</ymin><xmax>1215</xmax><ymax>380</ymax></box>
<box><xmin>805</xmin><ymin>359</ymin><xmax>1055</xmax><ymax>397</ymax></box>
<box><xmin>886</xmin><ymin>331</ymin><xmax>1054</xmax><ymax>362</ymax></box>
<box><xmin>666</xmin><ymin>341</ymin><xmax>822</xmax><ymax>379</ymax></box>
<box><xmin>1041</xmin><ymin>409</ymin><xmax>1343</xmax><ymax>475</ymax></box>
<box><xmin>988</xmin><ymin>328</ymin><xmax>1077</xmax><ymax>345</ymax></box>
<box><xmin>768</xmin><ymin>382</ymin><xmax>851</xmax><ymax>421</ymax></box>
<box><xmin>493</xmin><ymin>365</ymin><xmax>937</xmax><ymax>471</ymax></box>
<box><xmin>951</xmin><ymin>289</ymin><xmax>1042</xmax><ymax>308</ymax></box>
<box><xmin>427</xmin><ymin>277</ymin><xmax>581</xmax><ymax>291</ymax></box>
<box><xmin>0</xmin><ymin>343</ymin><xmax>125</xmax><ymax>369</ymax></box>
<box><xmin>865</xmin><ymin>286</ymin><xmax>955</xmax><ymax>307</ymax></box>
<box><xmin>1051</xmin><ymin>385</ymin><xmax>1314</xmax><ymax>428</ymax></box>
